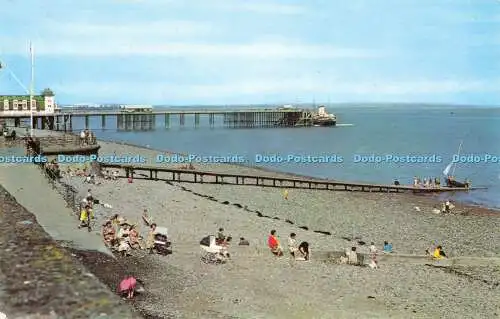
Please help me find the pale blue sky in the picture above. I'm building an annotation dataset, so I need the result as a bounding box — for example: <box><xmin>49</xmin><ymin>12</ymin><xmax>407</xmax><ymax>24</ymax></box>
<box><xmin>0</xmin><ymin>0</ymin><xmax>499</xmax><ymax>105</ymax></box>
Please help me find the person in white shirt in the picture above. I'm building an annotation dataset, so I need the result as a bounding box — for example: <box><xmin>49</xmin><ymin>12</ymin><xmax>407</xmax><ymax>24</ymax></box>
<box><xmin>287</xmin><ymin>233</ymin><xmax>298</xmax><ymax>258</ymax></box>
<box><xmin>368</xmin><ymin>242</ymin><xmax>378</xmax><ymax>269</ymax></box>
<box><xmin>80</xmin><ymin>130</ymin><xmax>86</xmax><ymax>145</ymax></box>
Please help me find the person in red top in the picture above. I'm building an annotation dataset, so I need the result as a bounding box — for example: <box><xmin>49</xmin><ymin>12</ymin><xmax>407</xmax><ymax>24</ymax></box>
<box><xmin>268</xmin><ymin>230</ymin><xmax>283</xmax><ymax>256</ymax></box>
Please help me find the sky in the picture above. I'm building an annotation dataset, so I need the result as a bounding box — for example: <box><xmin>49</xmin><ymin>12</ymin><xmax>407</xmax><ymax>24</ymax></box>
<box><xmin>0</xmin><ymin>0</ymin><xmax>499</xmax><ymax>105</ymax></box>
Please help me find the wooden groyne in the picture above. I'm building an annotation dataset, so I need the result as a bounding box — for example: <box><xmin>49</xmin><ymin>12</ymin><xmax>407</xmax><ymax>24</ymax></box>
<box><xmin>100</xmin><ymin>163</ymin><xmax>486</xmax><ymax>193</ymax></box>
<box><xmin>0</xmin><ymin>108</ymin><xmax>315</xmax><ymax>131</ymax></box>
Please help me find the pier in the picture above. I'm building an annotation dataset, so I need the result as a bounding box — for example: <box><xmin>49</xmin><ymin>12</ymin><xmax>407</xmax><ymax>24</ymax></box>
<box><xmin>100</xmin><ymin>163</ymin><xmax>486</xmax><ymax>193</ymax></box>
<box><xmin>0</xmin><ymin>108</ymin><xmax>315</xmax><ymax>131</ymax></box>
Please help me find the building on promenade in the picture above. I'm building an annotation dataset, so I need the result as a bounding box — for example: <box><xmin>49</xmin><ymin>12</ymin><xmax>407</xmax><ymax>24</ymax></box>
<box><xmin>0</xmin><ymin>88</ymin><xmax>58</xmax><ymax>116</ymax></box>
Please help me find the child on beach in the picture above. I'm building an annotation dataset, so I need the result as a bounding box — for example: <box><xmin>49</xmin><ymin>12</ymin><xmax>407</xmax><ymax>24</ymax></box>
<box><xmin>288</xmin><ymin>233</ymin><xmax>298</xmax><ymax>257</ymax></box>
<box><xmin>383</xmin><ymin>241</ymin><xmax>393</xmax><ymax>253</ymax></box>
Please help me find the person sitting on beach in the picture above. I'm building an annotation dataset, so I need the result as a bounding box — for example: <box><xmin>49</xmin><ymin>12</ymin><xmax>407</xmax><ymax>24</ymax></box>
<box><xmin>129</xmin><ymin>225</ymin><xmax>142</xmax><ymax>249</ymax></box>
<box><xmin>222</xmin><ymin>236</ymin><xmax>232</xmax><ymax>247</ymax></box>
<box><xmin>238</xmin><ymin>237</ymin><xmax>249</xmax><ymax>246</ymax></box>
<box><xmin>296</xmin><ymin>241</ymin><xmax>310</xmax><ymax>261</ymax></box>
<box><xmin>383</xmin><ymin>241</ymin><xmax>393</xmax><ymax>253</ymax></box>
<box><xmin>268</xmin><ymin>230</ymin><xmax>283</xmax><ymax>256</ymax></box>
<box><xmin>288</xmin><ymin>233</ymin><xmax>298</xmax><ymax>258</ymax></box>
<box><xmin>118</xmin><ymin>221</ymin><xmax>131</xmax><ymax>239</ymax></box>
<box><xmin>102</xmin><ymin>221</ymin><xmax>117</xmax><ymax>247</ymax></box>
<box><xmin>433</xmin><ymin>245</ymin><xmax>446</xmax><ymax>259</ymax></box>
<box><xmin>347</xmin><ymin>247</ymin><xmax>358</xmax><ymax>265</ymax></box>
<box><xmin>112</xmin><ymin>170</ymin><xmax>119</xmax><ymax>180</ymax></box>
<box><xmin>216</xmin><ymin>228</ymin><xmax>226</xmax><ymax>245</ymax></box>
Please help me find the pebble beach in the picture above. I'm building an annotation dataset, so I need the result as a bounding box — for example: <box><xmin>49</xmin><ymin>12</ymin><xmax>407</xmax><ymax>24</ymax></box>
<box><xmin>1</xmin><ymin>132</ymin><xmax>499</xmax><ymax>318</ymax></box>
<box><xmin>62</xmin><ymin>138</ymin><xmax>500</xmax><ymax>318</ymax></box>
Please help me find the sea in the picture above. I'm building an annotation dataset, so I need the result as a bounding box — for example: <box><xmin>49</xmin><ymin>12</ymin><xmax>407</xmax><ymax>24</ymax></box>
<box><xmin>45</xmin><ymin>104</ymin><xmax>500</xmax><ymax>210</ymax></box>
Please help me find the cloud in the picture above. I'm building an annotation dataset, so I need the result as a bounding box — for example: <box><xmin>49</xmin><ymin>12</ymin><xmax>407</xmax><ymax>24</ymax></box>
<box><xmin>48</xmin><ymin>20</ymin><xmax>215</xmax><ymax>38</ymax></box>
<box><xmin>53</xmin><ymin>79</ymin><xmax>500</xmax><ymax>102</ymax></box>
<box><xmin>2</xmin><ymin>33</ymin><xmax>383</xmax><ymax>59</ymax></box>
<box><xmin>219</xmin><ymin>1</ymin><xmax>306</xmax><ymax>15</ymax></box>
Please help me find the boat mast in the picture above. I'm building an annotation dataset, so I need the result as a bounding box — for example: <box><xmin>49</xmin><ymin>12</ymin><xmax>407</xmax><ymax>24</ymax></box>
<box><xmin>451</xmin><ymin>140</ymin><xmax>463</xmax><ymax>176</ymax></box>
<box><xmin>29</xmin><ymin>41</ymin><xmax>34</xmax><ymax>137</ymax></box>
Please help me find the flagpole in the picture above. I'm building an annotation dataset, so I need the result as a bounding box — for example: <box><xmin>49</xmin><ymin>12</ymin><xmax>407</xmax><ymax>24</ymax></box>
<box><xmin>29</xmin><ymin>41</ymin><xmax>34</xmax><ymax>137</ymax></box>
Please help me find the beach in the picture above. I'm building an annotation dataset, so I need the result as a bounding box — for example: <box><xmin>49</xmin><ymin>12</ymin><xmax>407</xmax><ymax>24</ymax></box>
<box><xmin>60</xmin><ymin>137</ymin><xmax>499</xmax><ymax>318</ymax></box>
<box><xmin>1</xmin><ymin>131</ymin><xmax>499</xmax><ymax>318</ymax></box>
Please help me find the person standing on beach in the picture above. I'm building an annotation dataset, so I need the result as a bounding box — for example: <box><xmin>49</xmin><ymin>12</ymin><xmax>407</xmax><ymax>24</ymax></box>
<box><xmin>283</xmin><ymin>189</ymin><xmax>289</xmax><ymax>200</ymax></box>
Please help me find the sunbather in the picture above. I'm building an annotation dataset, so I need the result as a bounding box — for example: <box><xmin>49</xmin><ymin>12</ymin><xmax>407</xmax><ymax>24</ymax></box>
<box><xmin>102</xmin><ymin>221</ymin><xmax>117</xmax><ymax>247</ymax></box>
<box><xmin>129</xmin><ymin>225</ymin><xmax>142</xmax><ymax>249</ymax></box>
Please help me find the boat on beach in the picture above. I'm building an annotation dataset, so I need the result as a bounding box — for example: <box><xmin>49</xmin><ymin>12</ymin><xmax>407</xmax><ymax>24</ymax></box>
<box><xmin>442</xmin><ymin>141</ymin><xmax>470</xmax><ymax>188</ymax></box>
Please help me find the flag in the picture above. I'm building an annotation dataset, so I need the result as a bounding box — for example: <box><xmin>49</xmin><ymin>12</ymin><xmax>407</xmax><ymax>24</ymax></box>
<box><xmin>443</xmin><ymin>162</ymin><xmax>453</xmax><ymax>176</ymax></box>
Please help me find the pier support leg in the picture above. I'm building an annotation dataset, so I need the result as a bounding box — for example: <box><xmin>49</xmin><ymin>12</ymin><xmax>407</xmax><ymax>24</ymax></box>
<box><xmin>180</xmin><ymin>114</ymin><xmax>185</xmax><ymax>126</ymax></box>
<box><xmin>209</xmin><ymin>114</ymin><xmax>214</xmax><ymax>127</ymax></box>
<box><xmin>48</xmin><ymin>116</ymin><xmax>55</xmax><ymax>130</ymax></box>
<box><xmin>85</xmin><ymin>115</ymin><xmax>90</xmax><ymax>129</ymax></box>
<box><xmin>164</xmin><ymin>114</ymin><xmax>170</xmax><ymax>129</ymax></box>
<box><xmin>194</xmin><ymin>114</ymin><xmax>200</xmax><ymax>127</ymax></box>
<box><xmin>101</xmin><ymin>115</ymin><xmax>106</xmax><ymax>129</ymax></box>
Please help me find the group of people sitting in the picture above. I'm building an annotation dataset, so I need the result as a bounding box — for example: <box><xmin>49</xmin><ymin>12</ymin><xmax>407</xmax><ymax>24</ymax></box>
<box><xmin>103</xmin><ymin>169</ymin><xmax>120</xmax><ymax>180</ymax></box>
<box><xmin>44</xmin><ymin>159</ymin><xmax>61</xmax><ymax>180</ymax></box>
<box><xmin>413</xmin><ymin>176</ymin><xmax>441</xmax><ymax>188</ymax></box>
<box><xmin>101</xmin><ymin>214</ymin><xmax>144</xmax><ymax>256</ymax></box>
<box><xmin>267</xmin><ymin>230</ymin><xmax>310</xmax><ymax>261</ymax></box>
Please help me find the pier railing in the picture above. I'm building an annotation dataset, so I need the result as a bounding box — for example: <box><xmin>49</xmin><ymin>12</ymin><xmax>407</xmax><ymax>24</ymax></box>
<box><xmin>1</xmin><ymin>108</ymin><xmax>316</xmax><ymax>131</ymax></box>
<box><xmin>100</xmin><ymin>163</ymin><xmax>484</xmax><ymax>193</ymax></box>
